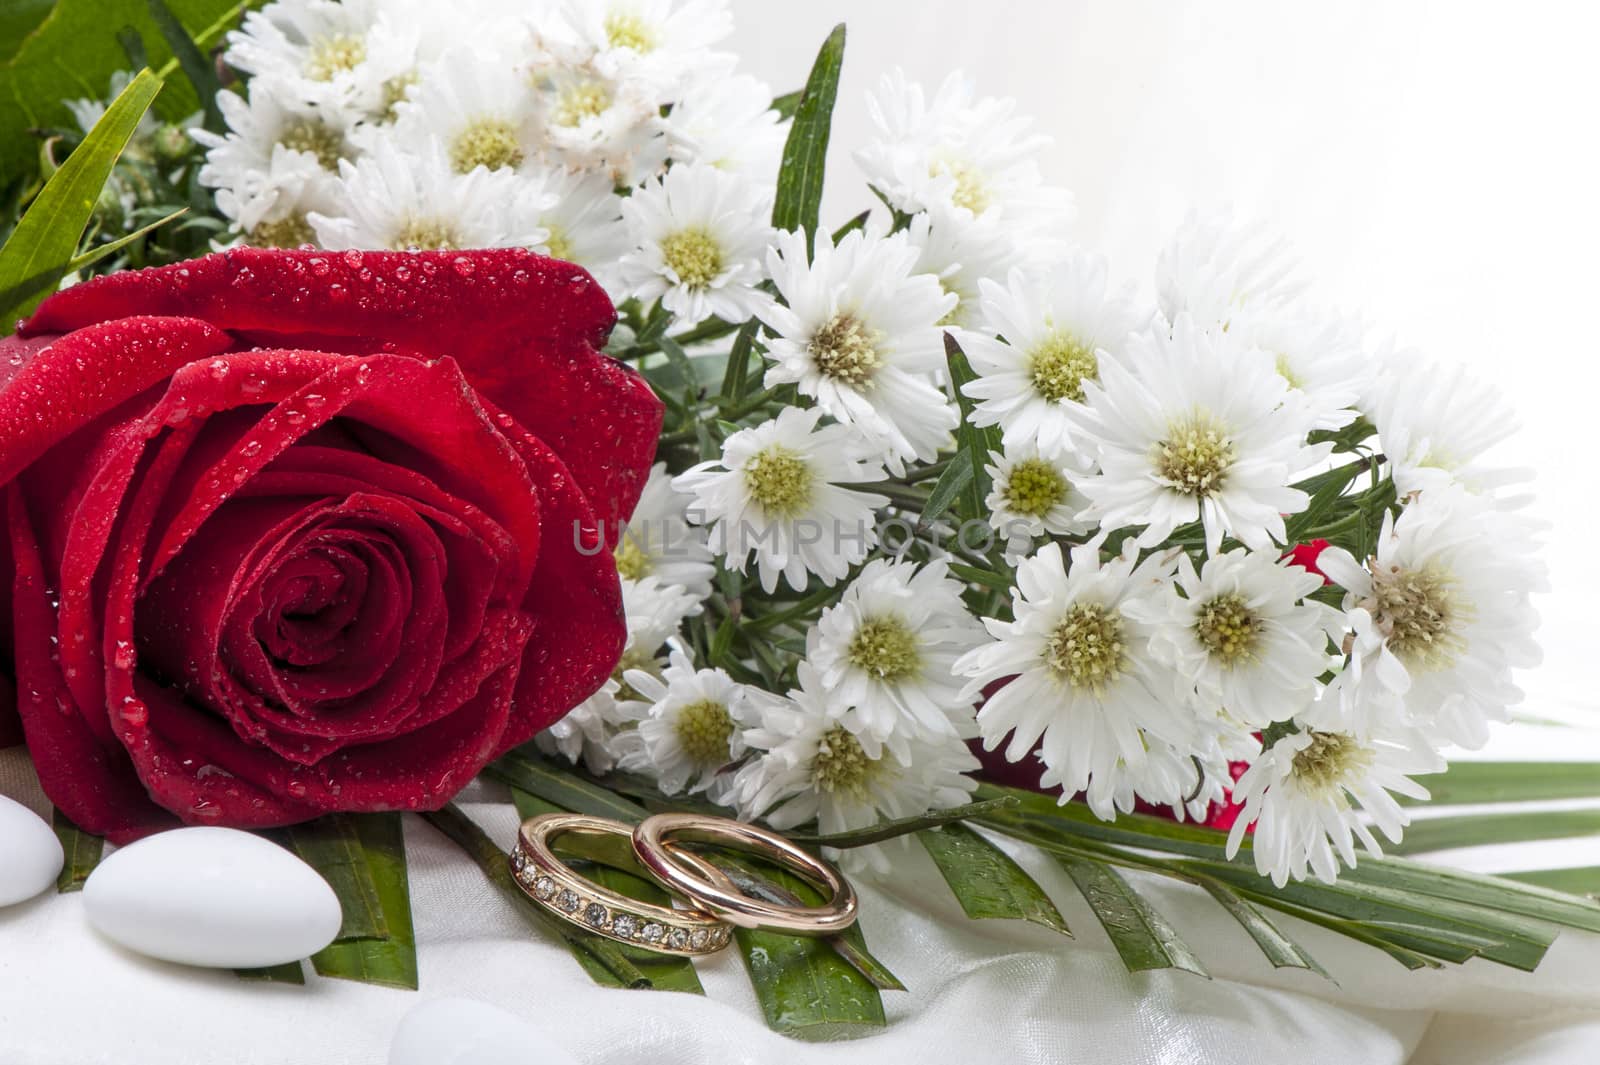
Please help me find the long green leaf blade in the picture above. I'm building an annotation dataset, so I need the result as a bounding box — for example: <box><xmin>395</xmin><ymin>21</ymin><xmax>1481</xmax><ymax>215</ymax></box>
<box><xmin>234</xmin><ymin>961</ymin><xmax>306</xmax><ymax>984</ymax></box>
<box><xmin>0</xmin><ymin>67</ymin><xmax>163</xmax><ymax>328</ymax></box>
<box><xmin>1059</xmin><ymin>855</ymin><xmax>1209</xmax><ymax>976</ymax></box>
<box><xmin>51</xmin><ymin>807</ymin><xmax>104</xmax><ymax>893</ymax></box>
<box><xmin>487</xmin><ymin>747</ymin><xmax>650</xmax><ymax>824</ymax></box>
<box><xmin>145</xmin><ymin>0</ymin><xmax>223</xmax><ymax>130</ymax></box>
<box><xmin>1386</xmin><ymin>809</ymin><xmax>1600</xmax><ymax>855</ymax></box>
<box><xmin>308</xmin><ymin>814</ymin><xmax>419</xmax><ymax>990</ymax></box>
<box><xmin>1404</xmin><ymin>762</ymin><xmax>1600</xmax><ymax>805</ymax></box>
<box><xmin>919</xmin><ymin>823</ymin><xmax>1071</xmax><ymax>937</ymax></box>
<box><xmin>285</xmin><ymin>814</ymin><xmax>390</xmax><ymax>942</ymax></box>
<box><xmin>1200</xmin><ymin>881</ymin><xmax>1329</xmax><ymax>977</ymax></box>
<box><xmin>792</xmin><ymin>797</ymin><xmax>1018</xmax><ymax>848</ymax></box>
<box><xmin>1502</xmin><ymin>867</ymin><xmax>1600</xmax><ymax>898</ymax></box>
<box><xmin>943</xmin><ymin>332</ymin><xmax>1002</xmax><ymax>522</ymax></box>
<box><xmin>770</xmin><ymin>24</ymin><xmax>844</xmax><ymax>253</ymax></box>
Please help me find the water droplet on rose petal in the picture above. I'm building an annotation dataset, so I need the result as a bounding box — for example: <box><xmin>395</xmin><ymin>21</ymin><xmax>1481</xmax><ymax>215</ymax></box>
<box><xmin>451</xmin><ymin>256</ymin><xmax>475</xmax><ymax>277</ymax></box>
<box><xmin>240</xmin><ymin>440</ymin><xmax>262</xmax><ymax>457</ymax></box>
<box><xmin>113</xmin><ymin>641</ymin><xmax>136</xmax><ymax>670</ymax></box>
<box><xmin>342</xmin><ymin>250</ymin><xmax>364</xmax><ymax>268</ymax></box>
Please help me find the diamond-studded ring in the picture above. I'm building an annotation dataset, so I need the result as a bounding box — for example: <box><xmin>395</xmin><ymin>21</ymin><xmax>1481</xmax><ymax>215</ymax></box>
<box><xmin>632</xmin><ymin>812</ymin><xmax>859</xmax><ymax>937</ymax></box>
<box><xmin>511</xmin><ymin>813</ymin><xmax>734</xmax><ymax>956</ymax></box>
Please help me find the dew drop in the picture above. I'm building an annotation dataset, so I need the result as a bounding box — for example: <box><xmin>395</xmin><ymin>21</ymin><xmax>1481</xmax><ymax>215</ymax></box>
<box><xmin>451</xmin><ymin>256</ymin><xmax>476</xmax><ymax>277</ymax></box>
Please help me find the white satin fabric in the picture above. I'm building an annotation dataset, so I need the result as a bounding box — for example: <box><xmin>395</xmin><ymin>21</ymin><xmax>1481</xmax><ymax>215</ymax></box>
<box><xmin>4</xmin><ymin>716</ymin><xmax>1600</xmax><ymax>1065</ymax></box>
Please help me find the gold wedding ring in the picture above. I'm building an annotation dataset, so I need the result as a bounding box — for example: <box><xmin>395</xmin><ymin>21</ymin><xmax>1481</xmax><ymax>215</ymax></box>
<box><xmin>510</xmin><ymin>813</ymin><xmax>734</xmax><ymax>955</ymax></box>
<box><xmin>631</xmin><ymin>812</ymin><xmax>859</xmax><ymax>937</ymax></box>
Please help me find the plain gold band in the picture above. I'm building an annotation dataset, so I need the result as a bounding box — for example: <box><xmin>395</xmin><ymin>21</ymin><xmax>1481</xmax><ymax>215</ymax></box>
<box><xmin>631</xmin><ymin>812</ymin><xmax>859</xmax><ymax>936</ymax></box>
<box><xmin>511</xmin><ymin>812</ymin><xmax>734</xmax><ymax>955</ymax></box>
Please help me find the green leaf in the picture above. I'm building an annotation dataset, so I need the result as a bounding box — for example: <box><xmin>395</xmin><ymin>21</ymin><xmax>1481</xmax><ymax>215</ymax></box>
<box><xmin>1058</xmin><ymin>855</ymin><xmax>1209</xmax><ymax>976</ymax></box>
<box><xmin>770</xmin><ymin>88</ymin><xmax>802</xmax><ymax>120</ymax></box>
<box><xmin>234</xmin><ymin>961</ymin><xmax>306</xmax><ymax>984</ymax></box>
<box><xmin>830</xmin><ymin>209</ymin><xmax>870</xmax><ymax>242</ymax></box>
<box><xmin>0</xmin><ymin>0</ymin><xmax>54</xmax><ymax>64</ymax></box>
<box><xmin>0</xmin><ymin>67</ymin><xmax>162</xmax><ymax>328</ymax></box>
<box><xmin>285</xmin><ymin>814</ymin><xmax>390</xmax><ymax>942</ymax></box>
<box><xmin>51</xmin><ymin>808</ymin><xmax>104</xmax><ymax>892</ymax></box>
<box><xmin>718</xmin><ymin>318</ymin><xmax>760</xmax><ymax>402</ymax></box>
<box><xmin>1404</xmin><ymin>762</ymin><xmax>1600</xmax><ymax>805</ymax></box>
<box><xmin>770</xmin><ymin>24</ymin><xmax>844</xmax><ymax>254</ymax></box>
<box><xmin>1502</xmin><ymin>867</ymin><xmax>1600</xmax><ymax>898</ymax></box>
<box><xmin>943</xmin><ymin>332</ymin><xmax>1003</xmax><ymax>522</ymax></box>
<box><xmin>918</xmin><ymin>822</ymin><xmax>1071</xmax><ymax>937</ymax></box>
<box><xmin>1384</xmin><ymin>809</ymin><xmax>1600</xmax><ymax>856</ymax></box>
<box><xmin>510</xmin><ymin>788</ymin><xmax>704</xmax><ymax>995</ymax></box>
<box><xmin>308</xmin><ymin>814</ymin><xmax>419</xmax><ymax>990</ymax></box>
<box><xmin>0</xmin><ymin>0</ymin><xmax>248</xmax><ymax>182</ymax></box>
<box><xmin>144</xmin><ymin>0</ymin><xmax>224</xmax><ymax>131</ymax></box>
<box><xmin>0</xmin><ymin>205</ymin><xmax>186</xmax><ymax>324</ymax></box>
<box><xmin>1200</xmin><ymin>881</ymin><xmax>1329</xmax><ymax>977</ymax></box>
<box><xmin>791</xmin><ymin>797</ymin><xmax>1019</xmax><ymax>848</ymax></box>
<box><xmin>920</xmin><ymin>458</ymin><xmax>974</xmax><ymax>527</ymax></box>
<box><xmin>487</xmin><ymin>747</ymin><xmax>650</xmax><ymax>824</ymax></box>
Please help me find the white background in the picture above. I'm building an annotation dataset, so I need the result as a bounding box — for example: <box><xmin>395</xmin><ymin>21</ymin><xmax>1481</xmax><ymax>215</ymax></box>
<box><xmin>729</xmin><ymin>0</ymin><xmax>1600</xmax><ymax>716</ymax></box>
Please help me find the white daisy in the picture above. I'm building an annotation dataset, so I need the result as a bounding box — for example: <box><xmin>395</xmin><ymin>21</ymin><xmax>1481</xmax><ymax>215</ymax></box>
<box><xmin>618</xmin><ymin>163</ymin><xmax>772</xmax><ymax>325</ymax></box>
<box><xmin>1155</xmin><ymin>212</ymin><xmax>1305</xmax><ymax>331</ymax></box>
<box><xmin>674</xmin><ymin>407</ymin><xmax>889</xmax><ymax>593</ymax></box>
<box><xmin>528</xmin><ymin>55</ymin><xmax>665</xmax><ymax>181</ymax></box>
<box><xmin>1316</xmin><ymin>486</ymin><xmax>1545</xmax><ymax>748</ymax></box>
<box><xmin>387</xmin><ymin>51</ymin><xmax>542</xmax><ymax>175</ymax></box>
<box><xmin>534</xmin><ymin>0</ymin><xmax>735</xmax><ymax>96</ymax></box>
<box><xmin>1071</xmin><ymin>315</ymin><xmax>1327</xmax><ymax>555</ymax></box>
<box><xmin>193</xmin><ymin>80</ymin><xmax>351</xmax><ymax>245</ymax></box>
<box><xmin>983</xmin><ymin>443</ymin><xmax>1091</xmax><ymax>555</ymax></box>
<box><xmin>903</xmin><ymin>205</ymin><xmax>1035</xmax><ymax>331</ymax></box>
<box><xmin>1369</xmin><ymin>356</ymin><xmax>1531</xmax><ymax>498</ymax></box>
<box><xmin>664</xmin><ymin>71</ymin><xmax>787</xmax><ymax>185</ymax></box>
<box><xmin>1232</xmin><ymin>307</ymin><xmax>1377</xmax><ymax>433</ymax></box>
<box><xmin>1115</xmin><ymin>718</ymin><xmax>1259</xmax><ymax>823</ymax></box>
<box><xmin>955</xmin><ymin>540</ymin><xmax>1196</xmax><ymax>820</ymax></box>
<box><xmin>760</xmin><ymin>226</ymin><xmax>958</xmax><ymax>473</ymax></box>
<box><xmin>224</xmin><ymin>0</ymin><xmax>420</xmax><ymax>117</ymax></box>
<box><xmin>616</xmin><ymin>462</ymin><xmax>715</xmax><ymax>604</ymax></box>
<box><xmin>620</xmin><ymin>650</ymin><xmax>773</xmax><ymax>798</ymax></box>
<box><xmin>805</xmin><ymin>558</ymin><xmax>986</xmax><ymax>756</ymax></box>
<box><xmin>1226</xmin><ymin>724</ymin><xmax>1439</xmax><ymax>887</ymax></box>
<box><xmin>732</xmin><ymin>663</ymin><xmax>980</xmax><ymax>873</ymax></box>
<box><xmin>310</xmin><ymin>140</ymin><xmax>554</xmax><ymax>250</ymax></box>
<box><xmin>1153</xmin><ymin>548</ymin><xmax>1338</xmax><ymax>727</ymax></box>
<box><xmin>961</xmin><ymin>255</ymin><xmax>1144</xmax><ymax>458</ymax></box>
<box><xmin>856</xmin><ymin>69</ymin><xmax>1072</xmax><ymax>229</ymax></box>
<box><xmin>529</xmin><ymin>166</ymin><xmax>630</xmax><ymax>296</ymax></box>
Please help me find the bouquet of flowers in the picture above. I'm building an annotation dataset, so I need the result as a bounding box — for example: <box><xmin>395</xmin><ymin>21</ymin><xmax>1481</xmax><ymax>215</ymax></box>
<box><xmin>1</xmin><ymin>0</ymin><xmax>1593</xmax><ymax>1036</ymax></box>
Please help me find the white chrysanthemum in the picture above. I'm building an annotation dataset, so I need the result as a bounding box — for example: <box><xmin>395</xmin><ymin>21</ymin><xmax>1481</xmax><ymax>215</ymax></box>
<box><xmin>620</xmin><ymin>650</ymin><xmax>773</xmax><ymax>798</ymax></box>
<box><xmin>983</xmin><ymin>443</ymin><xmax>1091</xmax><ymax>555</ymax></box>
<box><xmin>535</xmin><ymin>577</ymin><xmax>696</xmax><ymax>773</ymax></box>
<box><xmin>1153</xmin><ymin>549</ymin><xmax>1338</xmax><ymax>727</ymax></box>
<box><xmin>1117</xmin><ymin>718</ymin><xmax>1259</xmax><ymax>823</ymax></box>
<box><xmin>732</xmin><ymin>663</ymin><xmax>980</xmax><ymax>873</ymax></box>
<box><xmin>856</xmin><ymin>69</ymin><xmax>1073</xmax><ymax>229</ymax></box>
<box><xmin>224</xmin><ymin>0</ymin><xmax>420</xmax><ymax>117</ymax></box>
<box><xmin>618</xmin><ymin>163</ymin><xmax>772</xmax><ymax>325</ymax></box>
<box><xmin>956</xmin><ymin>541</ymin><xmax>1197</xmax><ymax>820</ymax></box>
<box><xmin>528</xmin><ymin>56</ymin><xmax>664</xmax><ymax>180</ymax></box>
<box><xmin>193</xmin><ymin>81</ymin><xmax>351</xmax><ymax>244</ymax></box>
<box><xmin>309</xmin><ymin>140</ymin><xmax>554</xmax><ymax>250</ymax></box>
<box><xmin>675</xmin><ymin>407</ymin><xmax>889</xmax><ymax>593</ymax></box>
<box><xmin>1232</xmin><ymin>308</ymin><xmax>1377</xmax><ymax>433</ymax></box>
<box><xmin>386</xmin><ymin>51</ymin><xmax>542</xmax><ymax>175</ymax></box>
<box><xmin>1369</xmin><ymin>356</ymin><xmax>1531</xmax><ymax>498</ymax></box>
<box><xmin>1317</xmin><ymin>486</ymin><xmax>1545</xmax><ymax>748</ymax></box>
<box><xmin>534</xmin><ymin>0</ymin><xmax>735</xmax><ymax>95</ymax></box>
<box><xmin>805</xmin><ymin>559</ymin><xmax>986</xmax><ymax>756</ymax></box>
<box><xmin>665</xmin><ymin>72</ymin><xmax>787</xmax><ymax>185</ymax></box>
<box><xmin>1071</xmin><ymin>316</ymin><xmax>1327</xmax><ymax>555</ymax></box>
<box><xmin>760</xmin><ymin>227</ymin><xmax>958</xmax><ymax>473</ymax></box>
<box><xmin>961</xmin><ymin>255</ymin><xmax>1144</xmax><ymax>457</ymax></box>
<box><xmin>529</xmin><ymin>167</ymin><xmax>630</xmax><ymax>296</ymax></box>
<box><xmin>904</xmin><ymin>206</ymin><xmax>1038</xmax><ymax>331</ymax></box>
<box><xmin>1155</xmin><ymin>212</ymin><xmax>1306</xmax><ymax>330</ymax></box>
<box><xmin>1226</xmin><ymin>724</ymin><xmax>1439</xmax><ymax>887</ymax></box>
<box><xmin>616</xmin><ymin>462</ymin><xmax>715</xmax><ymax>603</ymax></box>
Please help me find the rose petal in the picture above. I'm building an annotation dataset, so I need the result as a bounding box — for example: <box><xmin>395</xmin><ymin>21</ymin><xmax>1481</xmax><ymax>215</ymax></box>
<box><xmin>22</xmin><ymin>249</ymin><xmax>663</xmax><ymax>527</ymax></box>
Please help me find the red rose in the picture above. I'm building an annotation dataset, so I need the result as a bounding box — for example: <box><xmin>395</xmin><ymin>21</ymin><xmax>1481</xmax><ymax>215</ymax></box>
<box><xmin>0</xmin><ymin>248</ymin><xmax>661</xmax><ymax>842</ymax></box>
<box><xmin>1284</xmin><ymin>539</ymin><xmax>1333</xmax><ymax>584</ymax></box>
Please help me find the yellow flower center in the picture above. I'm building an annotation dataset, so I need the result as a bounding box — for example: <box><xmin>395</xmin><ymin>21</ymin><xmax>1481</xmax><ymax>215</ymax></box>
<box><xmin>544</xmin><ymin>225</ymin><xmax>574</xmax><ymax>261</ymax></box>
<box><xmin>554</xmin><ymin>79</ymin><xmax>612</xmax><ymax>127</ymax></box>
<box><xmin>249</xmin><ymin>213</ymin><xmax>315</xmax><ymax>249</ymax></box>
<box><xmin>1045</xmin><ymin>602</ymin><xmax>1127</xmax><ymax>692</ymax></box>
<box><xmin>305</xmin><ymin>33</ymin><xmax>366</xmax><ymax>81</ymax></box>
<box><xmin>278</xmin><ymin>118</ymin><xmax>345</xmax><ymax>170</ymax></box>
<box><xmin>391</xmin><ymin>217</ymin><xmax>462</xmax><ymax>251</ymax></box>
<box><xmin>809</xmin><ymin>313</ymin><xmax>882</xmax><ymax>387</ymax></box>
<box><xmin>743</xmin><ymin>446</ymin><xmax>813</xmax><ymax>517</ymax></box>
<box><xmin>614</xmin><ymin>534</ymin><xmax>652</xmax><ymax>581</ymax></box>
<box><xmin>932</xmin><ymin>156</ymin><xmax>990</xmax><ymax>214</ymax></box>
<box><xmin>450</xmin><ymin>117</ymin><xmax>524</xmax><ymax>173</ymax></box>
<box><xmin>604</xmin><ymin>11</ymin><xmax>657</xmax><ymax>52</ymax></box>
<box><xmin>611</xmin><ymin>647</ymin><xmax>658</xmax><ymax>703</ymax></box>
<box><xmin>379</xmin><ymin>72</ymin><xmax>418</xmax><ymax>121</ymax></box>
<box><xmin>1371</xmin><ymin>562</ymin><xmax>1471</xmax><ymax>671</ymax></box>
<box><xmin>1004</xmin><ymin>458</ymin><xmax>1067</xmax><ymax>518</ymax></box>
<box><xmin>660</xmin><ymin>227</ymin><xmax>723</xmax><ymax>289</ymax></box>
<box><xmin>1029</xmin><ymin>330</ymin><xmax>1098</xmax><ymax>404</ymax></box>
<box><xmin>813</xmin><ymin>725</ymin><xmax>879</xmax><ymax>798</ymax></box>
<box><xmin>1291</xmin><ymin>731</ymin><xmax>1372</xmax><ymax>795</ymax></box>
<box><xmin>847</xmin><ymin>616</ymin><xmax>922</xmax><ymax>682</ymax></box>
<box><xmin>674</xmin><ymin>698</ymin><xmax>734</xmax><ymax>765</ymax></box>
<box><xmin>1155</xmin><ymin>411</ymin><xmax>1235</xmax><ymax>497</ymax></box>
<box><xmin>1194</xmin><ymin>593</ymin><xmax>1260</xmax><ymax>665</ymax></box>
